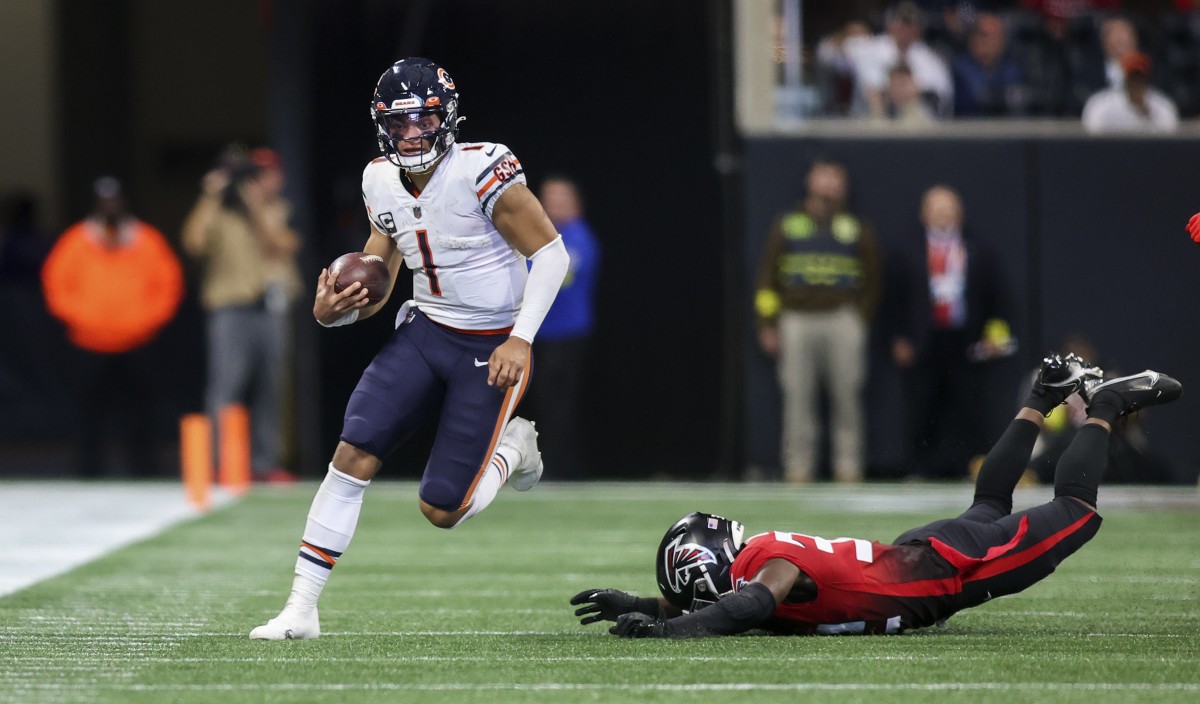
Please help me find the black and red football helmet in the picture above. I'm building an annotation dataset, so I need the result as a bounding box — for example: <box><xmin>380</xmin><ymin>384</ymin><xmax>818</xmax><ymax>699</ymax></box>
<box><xmin>655</xmin><ymin>512</ymin><xmax>746</xmax><ymax>613</ymax></box>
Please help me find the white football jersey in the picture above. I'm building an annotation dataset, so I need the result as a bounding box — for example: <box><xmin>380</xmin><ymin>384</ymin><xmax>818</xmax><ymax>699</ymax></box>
<box><xmin>361</xmin><ymin>142</ymin><xmax>528</xmax><ymax>330</ymax></box>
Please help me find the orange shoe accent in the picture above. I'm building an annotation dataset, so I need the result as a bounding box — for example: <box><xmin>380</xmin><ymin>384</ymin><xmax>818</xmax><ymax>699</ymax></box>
<box><xmin>219</xmin><ymin>404</ymin><xmax>252</xmax><ymax>495</ymax></box>
<box><xmin>180</xmin><ymin>414</ymin><xmax>213</xmax><ymax>511</ymax></box>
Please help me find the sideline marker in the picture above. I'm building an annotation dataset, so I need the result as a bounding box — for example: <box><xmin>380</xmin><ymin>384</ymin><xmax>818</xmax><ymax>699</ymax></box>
<box><xmin>180</xmin><ymin>414</ymin><xmax>212</xmax><ymax>511</ymax></box>
<box><xmin>219</xmin><ymin>404</ymin><xmax>252</xmax><ymax>495</ymax></box>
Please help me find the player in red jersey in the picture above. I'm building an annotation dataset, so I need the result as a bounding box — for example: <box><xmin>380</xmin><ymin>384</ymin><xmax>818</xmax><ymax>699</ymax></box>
<box><xmin>572</xmin><ymin>353</ymin><xmax>1182</xmax><ymax>637</ymax></box>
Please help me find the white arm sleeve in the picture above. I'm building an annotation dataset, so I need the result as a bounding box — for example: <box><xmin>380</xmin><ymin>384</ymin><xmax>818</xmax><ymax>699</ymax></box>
<box><xmin>510</xmin><ymin>235</ymin><xmax>569</xmax><ymax>344</ymax></box>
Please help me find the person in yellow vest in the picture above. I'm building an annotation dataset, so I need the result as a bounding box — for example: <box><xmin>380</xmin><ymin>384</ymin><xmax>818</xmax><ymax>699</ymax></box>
<box><xmin>41</xmin><ymin>177</ymin><xmax>184</xmax><ymax>476</ymax></box>
<box><xmin>755</xmin><ymin>160</ymin><xmax>882</xmax><ymax>483</ymax></box>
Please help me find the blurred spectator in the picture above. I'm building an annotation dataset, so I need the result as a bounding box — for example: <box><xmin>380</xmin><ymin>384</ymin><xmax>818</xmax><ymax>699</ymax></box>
<box><xmin>881</xmin><ymin>63</ymin><xmax>939</xmax><ymax>126</ymax></box>
<box><xmin>1082</xmin><ymin>52</ymin><xmax>1179</xmax><ymax>133</ymax></box>
<box><xmin>529</xmin><ymin>175</ymin><xmax>601</xmax><ymax>479</ymax></box>
<box><xmin>1100</xmin><ymin>15</ymin><xmax>1139</xmax><ymax>90</ymax></box>
<box><xmin>952</xmin><ymin>13</ymin><xmax>1029</xmax><ymax>116</ymax></box>
<box><xmin>1024</xmin><ymin>334</ymin><xmax>1172</xmax><ymax>484</ymax></box>
<box><xmin>815</xmin><ymin>21</ymin><xmax>872</xmax><ymax>116</ymax></box>
<box><xmin>886</xmin><ymin>185</ymin><xmax>1011</xmax><ymax>480</ymax></box>
<box><xmin>1020</xmin><ymin>0</ymin><xmax>1122</xmax><ymax>40</ymax></box>
<box><xmin>41</xmin><ymin>177</ymin><xmax>184</xmax><ymax>477</ymax></box>
<box><xmin>844</xmin><ymin>1</ymin><xmax>954</xmax><ymax>117</ymax></box>
<box><xmin>182</xmin><ymin>147</ymin><xmax>302</xmax><ymax>482</ymax></box>
<box><xmin>755</xmin><ymin>160</ymin><xmax>881</xmax><ymax>483</ymax></box>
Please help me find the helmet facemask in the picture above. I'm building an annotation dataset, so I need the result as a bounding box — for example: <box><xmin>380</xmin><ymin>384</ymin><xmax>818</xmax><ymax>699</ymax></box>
<box><xmin>373</xmin><ymin>106</ymin><xmax>460</xmax><ymax>173</ymax></box>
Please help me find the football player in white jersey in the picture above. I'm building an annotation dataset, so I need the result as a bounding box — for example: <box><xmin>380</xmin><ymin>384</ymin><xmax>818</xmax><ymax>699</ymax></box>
<box><xmin>251</xmin><ymin>57</ymin><xmax>569</xmax><ymax>640</ymax></box>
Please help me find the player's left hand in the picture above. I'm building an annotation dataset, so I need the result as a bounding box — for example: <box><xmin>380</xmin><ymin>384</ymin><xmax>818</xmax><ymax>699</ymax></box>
<box><xmin>1187</xmin><ymin>212</ymin><xmax>1200</xmax><ymax>244</ymax></box>
<box><xmin>487</xmin><ymin>337</ymin><xmax>529</xmax><ymax>388</ymax></box>
<box><xmin>609</xmin><ymin>612</ymin><xmax>669</xmax><ymax>638</ymax></box>
<box><xmin>570</xmin><ymin>589</ymin><xmax>643</xmax><ymax>625</ymax></box>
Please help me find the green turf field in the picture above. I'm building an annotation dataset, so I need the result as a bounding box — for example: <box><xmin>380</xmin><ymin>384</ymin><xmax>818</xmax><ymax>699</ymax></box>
<box><xmin>2</xmin><ymin>482</ymin><xmax>1197</xmax><ymax>703</ymax></box>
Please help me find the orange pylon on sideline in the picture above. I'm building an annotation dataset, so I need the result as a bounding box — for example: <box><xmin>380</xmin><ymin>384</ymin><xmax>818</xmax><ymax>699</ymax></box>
<box><xmin>219</xmin><ymin>404</ymin><xmax>252</xmax><ymax>495</ymax></box>
<box><xmin>180</xmin><ymin>414</ymin><xmax>213</xmax><ymax>511</ymax></box>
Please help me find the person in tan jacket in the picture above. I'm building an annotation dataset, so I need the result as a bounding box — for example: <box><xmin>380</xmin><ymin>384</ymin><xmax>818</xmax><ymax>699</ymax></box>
<box><xmin>42</xmin><ymin>177</ymin><xmax>183</xmax><ymax>476</ymax></box>
<box><xmin>182</xmin><ymin>147</ymin><xmax>302</xmax><ymax>481</ymax></box>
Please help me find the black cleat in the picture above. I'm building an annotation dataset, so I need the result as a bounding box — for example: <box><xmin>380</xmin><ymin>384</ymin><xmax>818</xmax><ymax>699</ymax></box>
<box><xmin>1080</xmin><ymin>370</ymin><xmax>1183</xmax><ymax>417</ymax></box>
<box><xmin>1032</xmin><ymin>353</ymin><xmax>1104</xmax><ymax>407</ymax></box>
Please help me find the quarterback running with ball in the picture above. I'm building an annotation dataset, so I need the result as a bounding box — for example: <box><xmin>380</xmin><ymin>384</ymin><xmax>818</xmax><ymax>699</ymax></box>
<box><xmin>573</xmin><ymin>355</ymin><xmax>1181</xmax><ymax>637</ymax></box>
<box><xmin>251</xmin><ymin>58</ymin><xmax>569</xmax><ymax>640</ymax></box>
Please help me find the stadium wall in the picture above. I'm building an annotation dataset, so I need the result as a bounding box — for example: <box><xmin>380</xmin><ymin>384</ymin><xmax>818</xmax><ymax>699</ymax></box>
<box><xmin>742</xmin><ymin>133</ymin><xmax>1200</xmax><ymax>483</ymax></box>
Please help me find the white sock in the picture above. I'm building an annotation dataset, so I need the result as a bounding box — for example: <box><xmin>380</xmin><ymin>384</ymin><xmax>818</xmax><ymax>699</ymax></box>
<box><xmin>290</xmin><ymin>464</ymin><xmax>369</xmax><ymax>605</ymax></box>
<box><xmin>457</xmin><ymin>450</ymin><xmax>515</xmax><ymax>524</ymax></box>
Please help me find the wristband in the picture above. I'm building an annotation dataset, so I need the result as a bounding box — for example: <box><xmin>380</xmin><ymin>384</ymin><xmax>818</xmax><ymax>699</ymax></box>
<box><xmin>318</xmin><ymin>309</ymin><xmax>359</xmax><ymax>328</ymax></box>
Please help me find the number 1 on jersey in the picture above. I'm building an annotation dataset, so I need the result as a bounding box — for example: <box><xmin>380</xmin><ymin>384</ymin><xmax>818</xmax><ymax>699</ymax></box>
<box><xmin>415</xmin><ymin>229</ymin><xmax>442</xmax><ymax>296</ymax></box>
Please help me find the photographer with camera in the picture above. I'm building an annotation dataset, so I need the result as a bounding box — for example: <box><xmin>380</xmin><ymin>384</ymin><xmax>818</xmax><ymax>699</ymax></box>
<box><xmin>182</xmin><ymin>146</ymin><xmax>302</xmax><ymax>482</ymax></box>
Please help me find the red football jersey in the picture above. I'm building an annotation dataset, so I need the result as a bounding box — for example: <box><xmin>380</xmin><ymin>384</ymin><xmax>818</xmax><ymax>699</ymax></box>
<box><xmin>730</xmin><ymin>531</ymin><xmax>963</xmax><ymax>634</ymax></box>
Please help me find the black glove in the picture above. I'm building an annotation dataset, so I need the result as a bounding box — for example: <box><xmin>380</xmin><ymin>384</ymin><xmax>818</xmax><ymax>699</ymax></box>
<box><xmin>609</xmin><ymin>612</ymin><xmax>669</xmax><ymax>638</ymax></box>
<box><xmin>570</xmin><ymin>588</ymin><xmax>657</xmax><ymax>625</ymax></box>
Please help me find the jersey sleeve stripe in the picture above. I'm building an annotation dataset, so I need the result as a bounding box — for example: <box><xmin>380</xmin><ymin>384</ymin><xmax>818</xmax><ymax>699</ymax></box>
<box><xmin>479</xmin><ymin>170</ymin><xmax>524</xmax><ymax>213</ymax></box>
<box><xmin>475</xmin><ymin>174</ymin><xmax>501</xmax><ymax>199</ymax></box>
<box><xmin>475</xmin><ymin>153</ymin><xmax>513</xmax><ymax>183</ymax></box>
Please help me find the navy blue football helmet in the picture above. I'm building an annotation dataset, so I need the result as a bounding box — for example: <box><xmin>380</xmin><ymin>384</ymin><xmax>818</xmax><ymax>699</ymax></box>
<box><xmin>371</xmin><ymin>57</ymin><xmax>462</xmax><ymax>173</ymax></box>
<box><xmin>656</xmin><ymin>512</ymin><xmax>746</xmax><ymax>612</ymax></box>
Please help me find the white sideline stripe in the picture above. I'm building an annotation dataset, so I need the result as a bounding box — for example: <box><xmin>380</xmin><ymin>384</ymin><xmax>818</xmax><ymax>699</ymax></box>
<box><xmin>5</xmin><ymin>654</ymin><xmax>1186</xmax><ymax>664</ymax></box>
<box><xmin>14</xmin><ymin>683</ymin><xmax>1200</xmax><ymax>693</ymax></box>
<box><xmin>0</xmin><ymin>482</ymin><xmax>234</xmax><ymax>597</ymax></box>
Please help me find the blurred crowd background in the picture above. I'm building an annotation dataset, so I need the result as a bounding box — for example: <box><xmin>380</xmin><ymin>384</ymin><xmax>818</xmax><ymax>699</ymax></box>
<box><xmin>773</xmin><ymin>0</ymin><xmax>1200</xmax><ymax>124</ymax></box>
<box><xmin>1</xmin><ymin>0</ymin><xmax>1197</xmax><ymax>485</ymax></box>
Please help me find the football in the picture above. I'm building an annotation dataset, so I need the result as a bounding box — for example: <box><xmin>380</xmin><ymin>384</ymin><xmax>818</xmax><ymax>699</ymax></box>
<box><xmin>329</xmin><ymin>252</ymin><xmax>390</xmax><ymax>304</ymax></box>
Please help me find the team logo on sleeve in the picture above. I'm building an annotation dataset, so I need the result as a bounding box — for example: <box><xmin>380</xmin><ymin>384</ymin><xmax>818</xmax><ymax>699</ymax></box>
<box><xmin>661</xmin><ymin>534</ymin><xmax>718</xmax><ymax>594</ymax></box>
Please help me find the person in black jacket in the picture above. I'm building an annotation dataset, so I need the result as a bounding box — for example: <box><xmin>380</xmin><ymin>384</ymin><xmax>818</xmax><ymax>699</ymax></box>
<box><xmin>886</xmin><ymin>185</ymin><xmax>1011</xmax><ymax>479</ymax></box>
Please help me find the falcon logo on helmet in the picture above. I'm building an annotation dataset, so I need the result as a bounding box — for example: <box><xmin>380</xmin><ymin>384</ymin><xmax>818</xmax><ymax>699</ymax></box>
<box><xmin>661</xmin><ymin>535</ymin><xmax>718</xmax><ymax>594</ymax></box>
<box><xmin>370</xmin><ymin>57</ymin><xmax>464</xmax><ymax>174</ymax></box>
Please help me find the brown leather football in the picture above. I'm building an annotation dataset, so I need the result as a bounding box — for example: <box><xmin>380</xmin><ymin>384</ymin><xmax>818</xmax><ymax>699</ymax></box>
<box><xmin>329</xmin><ymin>252</ymin><xmax>389</xmax><ymax>304</ymax></box>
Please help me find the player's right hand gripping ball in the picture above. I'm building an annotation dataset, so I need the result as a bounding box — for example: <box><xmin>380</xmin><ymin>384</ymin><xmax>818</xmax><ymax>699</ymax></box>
<box><xmin>1187</xmin><ymin>212</ymin><xmax>1200</xmax><ymax>245</ymax></box>
<box><xmin>329</xmin><ymin>252</ymin><xmax>389</xmax><ymax>304</ymax></box>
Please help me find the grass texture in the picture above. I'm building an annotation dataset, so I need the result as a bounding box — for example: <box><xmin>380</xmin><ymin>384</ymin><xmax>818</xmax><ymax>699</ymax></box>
<box><xmin>1</xmin><ymin>482</ymin><xmax>1197</xmax><ymax>703</ymax></box>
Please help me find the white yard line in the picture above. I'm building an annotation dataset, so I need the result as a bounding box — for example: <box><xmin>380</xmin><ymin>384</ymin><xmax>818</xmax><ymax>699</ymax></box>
<box><xmin>13</xmin><ymin>682</ymin><xmax>1200</xmax><ymax>693</ymax></box>
<box><xmin>0</xmin><ymin>482</ymin><xmax>233</xmax><ymax>597</ymax></box>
